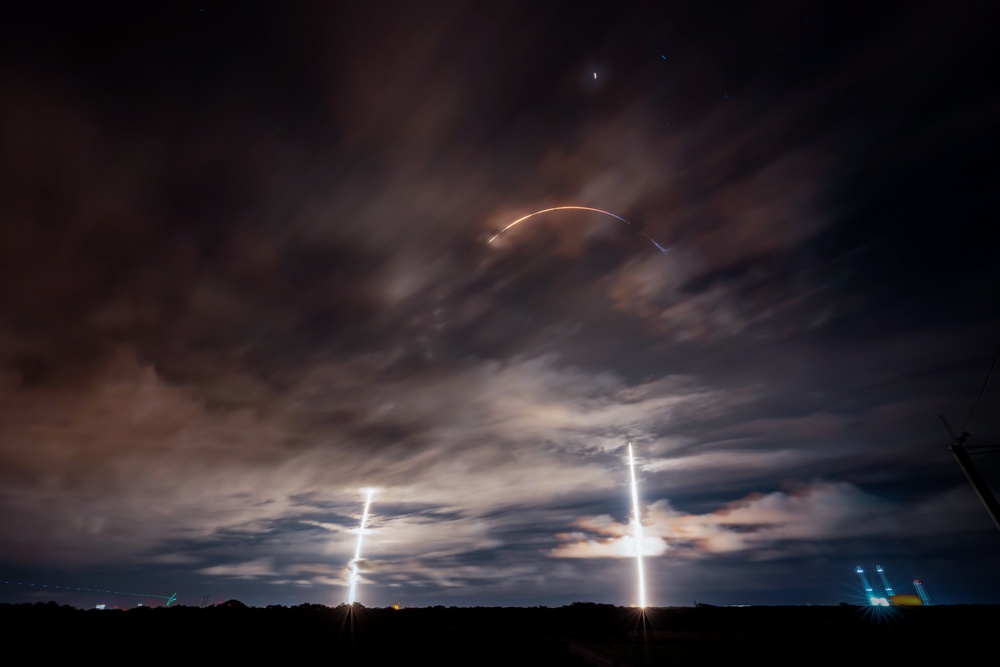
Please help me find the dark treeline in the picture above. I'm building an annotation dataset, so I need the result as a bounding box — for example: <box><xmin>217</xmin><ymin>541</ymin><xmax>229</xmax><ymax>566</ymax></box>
<box><xmin>4</xmin><ymin>600</ymin><xmax>998</xmax><ymax>665</ymax></box>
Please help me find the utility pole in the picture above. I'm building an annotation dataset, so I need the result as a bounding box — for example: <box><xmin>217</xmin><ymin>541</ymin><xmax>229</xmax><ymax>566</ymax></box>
<box><xmin>941</xmin><ymin>349</ymin><xmax>1000</xmax><ymax>533</ymax></box>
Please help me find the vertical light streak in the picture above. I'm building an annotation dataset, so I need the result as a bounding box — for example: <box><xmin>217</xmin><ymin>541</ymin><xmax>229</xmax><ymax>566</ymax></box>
<box><xmin>628</xmin><ymin>443</ymin><xmax>647</xmax><ymax>608</ymax></box>
<box><xmin>347</xmin><ymin>488</ymin><xmax>374</xmax><ymax>605</ymax></box>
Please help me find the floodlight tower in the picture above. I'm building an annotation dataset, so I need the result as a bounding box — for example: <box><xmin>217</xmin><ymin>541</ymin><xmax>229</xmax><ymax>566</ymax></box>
<box><xmin>875</xmin><ymin>565</ymin><xmax>895</xmax><ymax>597</ymax></box>
<box><xmin>913</xmin><ymin>580</ymin><xmax>934</xmax><ymax>606</ymax></box>
<box><xmin>856</xmin><ymin>566</ymin><xmax>876</xmax><ymax>605</ymax></box>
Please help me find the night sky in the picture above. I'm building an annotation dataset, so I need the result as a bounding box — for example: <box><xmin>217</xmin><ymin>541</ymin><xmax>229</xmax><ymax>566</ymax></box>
<box><xmin>2</xmin><ymin>2</ymin><xmax>999</xmax><ymax>609</ymax></box>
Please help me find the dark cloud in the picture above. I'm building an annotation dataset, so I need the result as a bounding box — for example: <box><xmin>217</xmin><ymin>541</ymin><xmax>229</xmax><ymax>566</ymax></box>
<box><xmin>1</xmin><ymin>2</ymin><xmax>999</xmax><ymax>608</ymax></box>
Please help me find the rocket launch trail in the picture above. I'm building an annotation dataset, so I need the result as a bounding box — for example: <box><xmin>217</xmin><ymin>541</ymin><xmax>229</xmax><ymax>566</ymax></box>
<box><xmin>347</xmin><ymin>489</ymin><xmax>374</xmax><ymax>605</ymax></box>
<box><xmin>628</xmin><ymin>443</ymin><xmax>647</xmax><ymax>608</ymax></box>
<box><xmin>488</xmin><ymin>206</ymin><xmax>633</xmax><ymax>243</ymax></box>
<box><xmin>488</xmin><ymin>206</ymin><xmax>671</xmax><ymax>255</ymax></box>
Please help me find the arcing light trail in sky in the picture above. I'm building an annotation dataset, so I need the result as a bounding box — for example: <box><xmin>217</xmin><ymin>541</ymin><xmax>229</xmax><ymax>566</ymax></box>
<box><xmin>488</xmin><ymin>206</ymin><xmax>671</xmax><ymax>255</ymax></box>
<box><xmin>628</xmin><ymin>443</ymin><xmax>647</xmax><ymax>608</ymax></box>
<box><xmin>346</xmin><ymin>489</ymin><xmax>374</xmax><ymax>605</ymax></box>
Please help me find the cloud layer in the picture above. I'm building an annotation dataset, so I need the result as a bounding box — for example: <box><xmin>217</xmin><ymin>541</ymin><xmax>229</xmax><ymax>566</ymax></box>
<box><xmin>1</xmin><ymin>2</ymin><xmax>999</xmax><ymax>607</ymax></box>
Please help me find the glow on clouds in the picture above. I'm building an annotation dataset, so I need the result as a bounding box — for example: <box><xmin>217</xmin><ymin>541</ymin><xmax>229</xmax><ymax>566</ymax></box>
<box><xmin>548</xmin><ymin>480</ymin><xmax>987</xmax><ymax>560</ymax></box>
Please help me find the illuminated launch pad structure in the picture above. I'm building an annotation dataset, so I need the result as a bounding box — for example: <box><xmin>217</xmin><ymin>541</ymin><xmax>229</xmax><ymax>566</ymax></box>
<box><xmin>913</xmin><ymin>579</ymin><xmax>934</xmax><ymax>606</ymax></box>
<box><xmin>855</xmin><ymin>566</ymin><xmax>877</xmax><ymax>604</ymax></box>
<box><xmin>855</xmin><ymin>565</ymin><xmax>933</xmax><ymax>606</ymax></box>
<box><xmin>876</xmin><ymin>565</ymin><xmax>895</xmax><ymax>597</ymax></box>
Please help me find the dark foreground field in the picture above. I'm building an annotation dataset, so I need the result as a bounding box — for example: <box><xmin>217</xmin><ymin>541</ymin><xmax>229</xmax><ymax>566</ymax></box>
<box><xmin>4</xmin><ymin>600</ymin><xmax>997</xmax><ymax>665</ymax></box>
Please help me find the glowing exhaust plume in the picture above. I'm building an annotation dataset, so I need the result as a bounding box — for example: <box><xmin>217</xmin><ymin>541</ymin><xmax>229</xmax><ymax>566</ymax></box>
<box><xmin>347</xmin><ymin>489</ymin><xmax>374</xmax><ymax>605</ymax></box>
<box><xmin>488</xmin><ymin>206</ymin><xmax>671</xmax><ymax>255</ymax></box>
<box><xmin>628</xmin><ymin>442</ymin><xmax>647</xmax><ymax>608</ymax></box>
